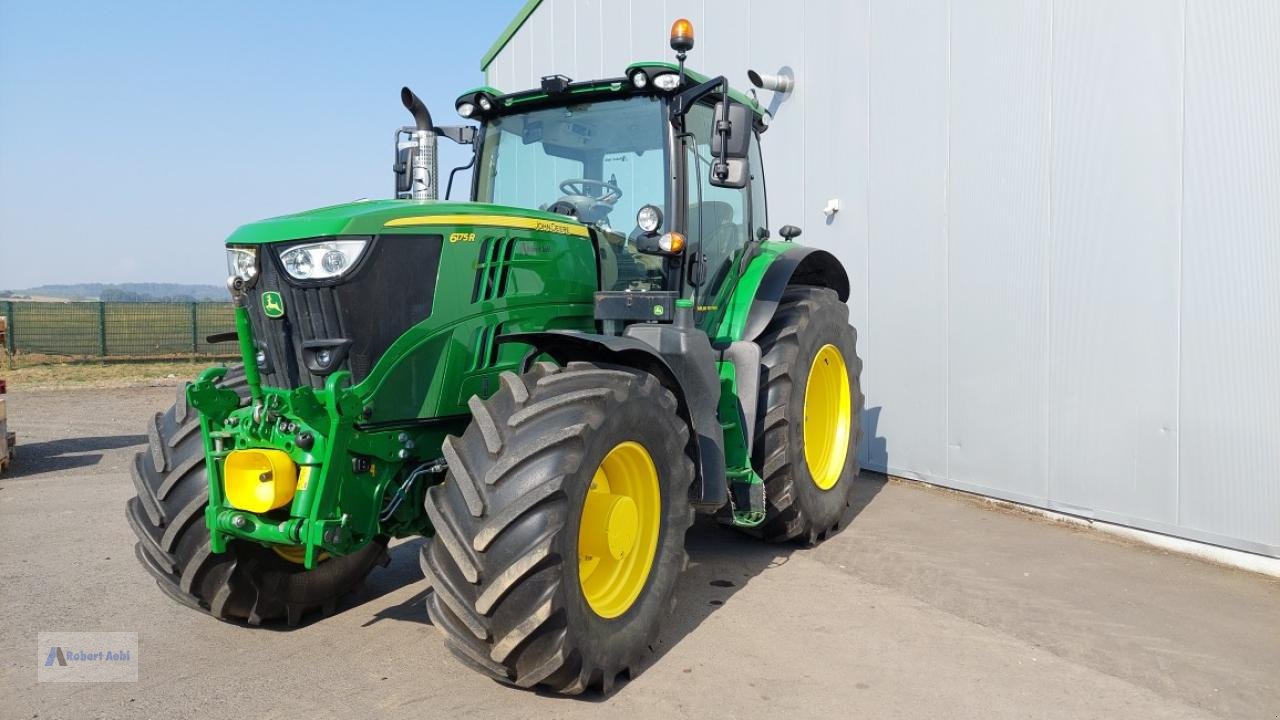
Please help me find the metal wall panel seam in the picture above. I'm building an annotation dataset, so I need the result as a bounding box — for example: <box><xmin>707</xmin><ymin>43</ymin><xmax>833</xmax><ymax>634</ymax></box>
<box><xmin>1175</xmin><ymin>0</ymin><xmax>1188</xmax><ymax>528</ymax></box>
<box><xmin>1043</xmin><ymin>0</ymin><xmax>1055</xmax><ymax>508</ymax></box>
<box><xmin>943</xmin><ymin>0</ymin><xmax>953</xmax><ymax>483</ymax></box>
<box><xmin>863</xmin><ymin>0</ymin><xmax>875</xmax><ymax>466</ymax></box>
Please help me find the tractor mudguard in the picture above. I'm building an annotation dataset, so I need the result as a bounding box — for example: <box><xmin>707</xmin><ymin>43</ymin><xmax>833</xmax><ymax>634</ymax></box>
<box><xmin>739</xmin><ymin>246</ymin><xmax>849</xmax><ymax>343</ymax></box>
<box><xmin>499</xmin><ymin>329</ymin><xmax>729</xmax><ymax>513</ymax></box>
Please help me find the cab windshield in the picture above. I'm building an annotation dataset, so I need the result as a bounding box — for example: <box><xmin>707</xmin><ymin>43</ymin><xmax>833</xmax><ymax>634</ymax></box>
<box><xmin>475</xmin><ymin>95</ymin><xmax>669</xmax><ymax>290</ymax></box>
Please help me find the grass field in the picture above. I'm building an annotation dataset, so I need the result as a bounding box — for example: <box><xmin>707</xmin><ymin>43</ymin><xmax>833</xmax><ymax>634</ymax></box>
<box><xmin>2</xmin><ymin>356</ymin><xmax>233</xmax><ymax>389</ymax></box>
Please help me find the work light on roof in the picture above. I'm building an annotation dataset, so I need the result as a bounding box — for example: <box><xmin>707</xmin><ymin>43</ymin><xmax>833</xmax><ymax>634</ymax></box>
<box><xmin>652</xmin><ymin>73</ymin><xmax>681</xmax><ymax>91</ymax></box>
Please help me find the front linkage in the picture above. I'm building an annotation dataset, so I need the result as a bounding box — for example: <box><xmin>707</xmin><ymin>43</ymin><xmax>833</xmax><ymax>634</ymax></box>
<box><xmin>187</xmin><ymin>294</ymin><xmax>435</xmax><ymax>569</ymax></box>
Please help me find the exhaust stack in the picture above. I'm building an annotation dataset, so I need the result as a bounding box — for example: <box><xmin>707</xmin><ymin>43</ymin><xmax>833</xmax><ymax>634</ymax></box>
<box><xmin>747</xmin><ymin>69</ymin><xmax>794</xmax><ymax>94</ymax></box>
<box><xmin>396</xmin><ymin>87</ymin><xmax>438</xmax><ymax>200</ymax></box>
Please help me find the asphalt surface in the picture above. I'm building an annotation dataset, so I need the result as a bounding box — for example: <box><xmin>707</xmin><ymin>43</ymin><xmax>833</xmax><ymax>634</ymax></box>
<box><xmin>2</xmin><ymin>384</ymin><xmax>1277</xmax><ymax>719</ymax></box>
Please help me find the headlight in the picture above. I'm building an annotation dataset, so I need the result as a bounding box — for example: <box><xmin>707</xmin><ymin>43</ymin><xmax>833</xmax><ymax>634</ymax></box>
<box><xmin>278</xmin><ymin>239</ymin><xmax>368</xmax><ymax>281</ymax></box>
<box><xmin>226</xmin><ymin>247</ymin><xmax>258</xmax><ymax>283</ymax></box>
<box><xmin>478</xmin><ymin>95</ymin><xmax>493</xmax><ymax>112</ymax></box>
<box><xmin>631</xmin><ymin>71</ymin><xmax>648</xmax><ymax>89</ymax></box>
<box><xmin>636</xmin><ymin>204</ymin><xmax>662</xmax><ymax>234</ymax></box>
<box><xmin>457</xmin><ymin>101</ymin><xmax>475</xmax><ymax>118</ymax></box>
<box><xmin>652</xmin><ymin>73</ymin><xmax>680</xmax><ymax>91</ymax></box>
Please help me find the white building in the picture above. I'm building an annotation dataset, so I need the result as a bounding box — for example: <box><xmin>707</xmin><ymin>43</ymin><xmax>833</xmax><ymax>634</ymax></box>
<box><xmin>481</xmin><ymin>0</ymin><xmax>1279</xmax><ymax>558</ymax></box>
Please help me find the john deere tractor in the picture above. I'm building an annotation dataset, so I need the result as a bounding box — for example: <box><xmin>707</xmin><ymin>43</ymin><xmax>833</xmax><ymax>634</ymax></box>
<box><xmin>126</xmin><ymin>19</ymin><xmax>862</xmax><ymax>694</ymax></box>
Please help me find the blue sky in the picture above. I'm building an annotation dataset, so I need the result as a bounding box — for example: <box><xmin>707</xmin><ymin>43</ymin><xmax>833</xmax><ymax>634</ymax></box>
<box><xmin>0</xmin><ymin>0</ymin><xmax>524</xmax><ymax>289</ymax></box>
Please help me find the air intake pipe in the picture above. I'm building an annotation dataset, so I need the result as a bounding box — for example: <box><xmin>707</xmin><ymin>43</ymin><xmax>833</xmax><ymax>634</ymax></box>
<box><xmin>398</xmin><ymin>86</ymin><xmax>438</xmax><ymax>200</ymax></box>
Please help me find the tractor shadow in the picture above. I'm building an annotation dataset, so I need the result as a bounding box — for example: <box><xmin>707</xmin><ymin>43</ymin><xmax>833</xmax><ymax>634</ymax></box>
<box><xmin>576</xmin><ymin>471</ymin><xmax>887</xmax><ymax>701</ymax></box>
<box><xmin>341</xmin><ymin>406</ymin><xmax>891</xmax><ymax>687</ymax></box>
<box><xmin>350</xmin><ymin>537</ymin><xmax>434</xmax><ymax>627</ymax></box>
<box><xmin>3</xmin><ymin>433</ymin><xmax>148</xmax><ymax>478</ymax></box>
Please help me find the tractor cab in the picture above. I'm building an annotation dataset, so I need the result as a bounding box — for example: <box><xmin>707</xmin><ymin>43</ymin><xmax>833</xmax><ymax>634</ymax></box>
<box><xmin>444</xmin><ymin>59</ymin><xmax>769</xmax><ymax>324</ymax></box>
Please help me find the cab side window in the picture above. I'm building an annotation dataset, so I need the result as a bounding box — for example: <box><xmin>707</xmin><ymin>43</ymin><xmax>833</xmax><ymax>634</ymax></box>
<box><xmin>748</xmin><ymin>133</ymin><xmax>767</xmax><ymax>241</ymax></box>
<box><xmin>685</xmin><ymin>103</ymin><xmax>749</xmax><ymax>303</ymax></box>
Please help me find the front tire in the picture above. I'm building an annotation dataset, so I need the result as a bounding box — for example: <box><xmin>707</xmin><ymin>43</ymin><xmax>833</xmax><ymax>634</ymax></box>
<box><xmin>421</xmin><ymin>362</ymin><xmax>695</xmax><ymax>694</ymax></box>
<box><xmin>125</xmin><ymin>366</ymin><xmax>389</xmax><ymax>625</ymax></box>
<box><xmin>751</xmin><ymin>286</ymin><xmax>865</xmax><ymax>544</ymax></box>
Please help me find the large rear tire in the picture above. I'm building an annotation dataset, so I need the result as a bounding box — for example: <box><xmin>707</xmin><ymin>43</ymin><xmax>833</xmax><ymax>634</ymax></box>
<box><xmin>751</xmin><ymin>286</ymin><xmax>865</xmax><ymax>544</ymax></box>
<box><xmin>421</xmin><ymin>362</ymin><xmax>694</xmax><ymax>694</ymax></box>
<box><xmin>125</xmin><ymin>366</ymin><xmax>388</xmax><ymax>625</ymax></box>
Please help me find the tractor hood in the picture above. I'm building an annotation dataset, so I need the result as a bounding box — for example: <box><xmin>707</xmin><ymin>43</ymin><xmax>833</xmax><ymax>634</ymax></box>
<box><xmin>225</xmin><ymin>200</ymin><xmax>590</xmax><ymax>245</ymax></box>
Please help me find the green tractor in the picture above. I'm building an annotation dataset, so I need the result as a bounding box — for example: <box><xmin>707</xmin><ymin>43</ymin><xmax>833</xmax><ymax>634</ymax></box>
<box><xmin>126</xmin><ymin>19</ymin><xmax>863</xmax><ymax>694</ymax></box>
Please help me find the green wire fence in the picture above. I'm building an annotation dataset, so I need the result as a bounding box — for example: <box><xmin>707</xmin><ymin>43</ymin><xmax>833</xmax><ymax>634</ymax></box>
<box><xmin>1</xmin><ymin>300</ymin><xmax>237</xmax><ymax>367</ymax></box>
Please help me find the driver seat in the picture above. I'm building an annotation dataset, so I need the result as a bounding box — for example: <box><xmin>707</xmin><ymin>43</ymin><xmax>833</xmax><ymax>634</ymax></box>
<box><xmin>687</xmin><ymin>201</ymin><xmax>740</xmax><ymax>276</ymax></box>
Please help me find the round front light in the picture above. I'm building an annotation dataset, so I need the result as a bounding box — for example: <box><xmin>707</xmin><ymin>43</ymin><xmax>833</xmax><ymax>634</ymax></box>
<box><xmin>457</xmin><ymin>101</ymin><xmax>475</xmax><ymax>118</ymax></box>
<box><xmin>478</xmin><ymin>96</ymin><xmax>493</xmax><ymax>112</ymax></box>
<box><xmin>226</xmin><ymin>248</ymin><xmax>258</xmax><ymax>283</ymax></box>
<box><xmin>631</xmin><ymin>71</ymin><xmax>648</xmax><ymax>89</ymax></box>
<box><xmin>321</xmin><ymin>250</ymin><xmax>347</xmax><ymax>274</ymax></box>
<box><xmin>236</xmin><ymin>253</ymin><xmax>256</xmax><ymax>278</ymax></box>
<box><xmin>636</xmin><ymin>204</ymin><xmax>662</xmax><ymax>234</ymax></box>
<box><xmin>652</xmin><ymin>73</ymin><xmax>680</xmax><ymax>91</ymax></box>
<box><xmin>282</xmin><ymin>248</ymin><xmax>313</xmax><ymax>278</ymax></box>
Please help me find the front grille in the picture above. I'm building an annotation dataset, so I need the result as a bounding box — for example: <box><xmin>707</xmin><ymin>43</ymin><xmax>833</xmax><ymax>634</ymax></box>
<box><xmin>245</xmin><ymin>234</ymin><xmax>443</xmax><ymax>389</ymax></box>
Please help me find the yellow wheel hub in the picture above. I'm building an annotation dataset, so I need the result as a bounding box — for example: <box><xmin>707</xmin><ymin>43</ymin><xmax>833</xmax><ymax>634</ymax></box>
<box><xmin>578</xmin><ymin>441</ymin><xmax>661</xmax><ymax>618</ymax></box>
<box><xmin>803</xmin><ymin>344</ymin><xmax>852</xmax><ymax>491</ymax></box>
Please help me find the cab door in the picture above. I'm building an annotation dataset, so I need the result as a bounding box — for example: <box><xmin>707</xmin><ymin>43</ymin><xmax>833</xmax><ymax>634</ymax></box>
<box><xmin>682</xmin><ymin>102</ymin><xmax>767</xmax><ymax>331</ymax></box>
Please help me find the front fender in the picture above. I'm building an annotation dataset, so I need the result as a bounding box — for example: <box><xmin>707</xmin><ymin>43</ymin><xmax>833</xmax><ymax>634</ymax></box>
<box><xmin>499</xmin><ymin>330</ymin><xmax>728</xmax><ymax>512</ymax></box>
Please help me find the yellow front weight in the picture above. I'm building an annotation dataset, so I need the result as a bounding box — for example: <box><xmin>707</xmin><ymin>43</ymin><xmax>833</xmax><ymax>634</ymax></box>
<box><xmin>223</xmin><ymin>449</ymin><xmax>298</xmax><ymax>513</ymax></box>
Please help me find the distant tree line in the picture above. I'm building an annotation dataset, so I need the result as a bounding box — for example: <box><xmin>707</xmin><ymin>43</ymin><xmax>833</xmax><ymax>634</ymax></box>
<box><xmin>1</xmin><ymin>282</ymin><xmax>226</xmax><ymax>302</ymax></box>
<box><xmin>99</xmin><ymin>288</ymin><xmax>208</xmax><ymax>303</ymax></box>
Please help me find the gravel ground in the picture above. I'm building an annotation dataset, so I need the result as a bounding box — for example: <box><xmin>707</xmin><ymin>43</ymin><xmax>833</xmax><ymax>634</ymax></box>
<box><xmin>2</xmin><ymin>385</ymin><xmax>1277</xmax><ymax>719</ymax></box>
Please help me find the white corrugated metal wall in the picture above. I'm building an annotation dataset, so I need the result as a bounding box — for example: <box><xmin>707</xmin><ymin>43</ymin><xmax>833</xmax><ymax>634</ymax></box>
<box><xmin>485</xmin><ymin>0</ymin><xmax>1280</xmax><ymax>557</ymax></box>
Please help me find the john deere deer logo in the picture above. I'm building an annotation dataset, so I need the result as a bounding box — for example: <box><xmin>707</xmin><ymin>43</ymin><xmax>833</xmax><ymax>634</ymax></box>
<box><xmin>261</xmin><ymin>291</ymin><xmax>285</xmax><ymax>318</ymax></box>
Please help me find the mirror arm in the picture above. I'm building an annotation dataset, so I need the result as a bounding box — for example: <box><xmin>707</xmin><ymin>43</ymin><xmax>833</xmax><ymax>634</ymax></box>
<box><xmin>435</xmin><ymin>125</ymin><xmax>477</xmax><ymax>146</ymax></box>
<box><xmin>712</xmin><ymin>78</ymin><xmax>731</xmax><ymax>182</ymax></box>
<box><xmin>670</xmin><ymin>75</ymin><xmax>728</xmax><ymax>122</ymax></box>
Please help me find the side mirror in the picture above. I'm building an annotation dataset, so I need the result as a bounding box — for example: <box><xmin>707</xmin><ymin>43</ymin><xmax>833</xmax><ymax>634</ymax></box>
<box><xmin>710</xmin><ymin>157</ymin><xmax>749</xmax><ymax>189</ymax></box>
<box><xmin>710</xmin><ymin>101</ymin><xmax>751</xmax><ymax>159</ymax></box>
<box><xmin>710</xmin><ymin>100</ymin><xmax>751</xmax><ymax>189</ymax></box>
<box><xmin>394</xmin><ymin>146</ymin><xmax>415</xmax><ymax>194</ymax></box>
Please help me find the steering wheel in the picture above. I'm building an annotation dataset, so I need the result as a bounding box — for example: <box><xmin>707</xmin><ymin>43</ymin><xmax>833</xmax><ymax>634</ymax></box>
<box><xmin>559</xmin><ymin>178</ymin><xmax>623</xmax><ymax>204</ymax></box>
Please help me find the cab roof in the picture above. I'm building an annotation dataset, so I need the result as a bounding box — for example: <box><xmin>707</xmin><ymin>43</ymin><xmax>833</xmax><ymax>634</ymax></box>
<box><xmin>457</xmin><ymin>62</ymin><xmax>765</xmax><ymax>120</ymax></box>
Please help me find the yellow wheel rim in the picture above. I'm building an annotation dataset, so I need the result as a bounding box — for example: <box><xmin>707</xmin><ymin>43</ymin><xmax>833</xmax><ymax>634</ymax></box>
<box><xmin>578</xmin><ymin>441</ymin><xmax>661</xmax><ymax>618</ymax></box>
<box><xmin>803</xmin><ymin>344</ymin><xmax>852</xmax><ymax>491</ymax></box>
<box><xmin>272</xmin><ymin>545</ymin><xmax>329</xmax><ymax>565</ymax></box>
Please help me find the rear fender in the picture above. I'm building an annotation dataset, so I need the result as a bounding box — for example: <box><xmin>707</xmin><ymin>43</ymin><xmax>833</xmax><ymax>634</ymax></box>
<box><xmin>707</xmin><ymin>245</ymin><xmax>850</xmax><ymax>453</ymax></box>
<box><xmin>737</xmin><ymin>245</ymin><xmax>849</xmax><ymax>343</ymax></box>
